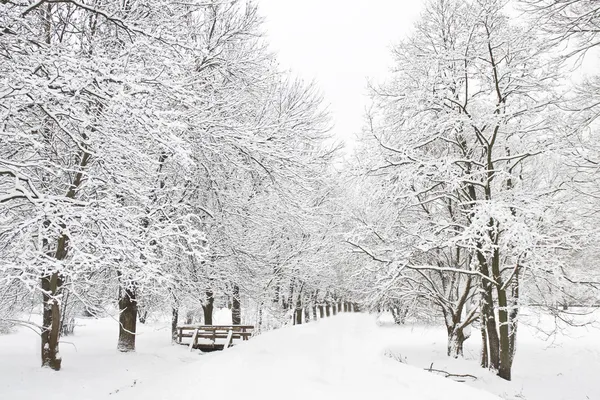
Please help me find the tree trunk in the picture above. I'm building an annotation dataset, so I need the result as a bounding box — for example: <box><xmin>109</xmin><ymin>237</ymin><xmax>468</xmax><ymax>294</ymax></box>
<box><xmin>477</xmin><ymin>250</ymin><xmax>500</xmax><ymax>371</ymax></box>
<box><xmin>319</xmin><ymin>305</ymin><xmax>325</xmax><ymax>318</ymax></box>
<box><xmin>481</xmin><ymin>322</ymin><xmax>489</xmax><ymax>368</ymax></box>
<box><xmin>447</xmin><ymin>326</ymin><xmax>466</xmax><ymax>358</ymax></box>
<box><xmin>304</xmin><ymin>307</ymin><xmax>310</xmax><ymax>323</ymax></box>
<box><xmin>232</xmin><ymin>285</ymin><xmax>241</xmax><ymax>325</ymax></box>
<box><xmin>41</xmin><ymin>272</ymin><xmax>62</xmax><ymax>370</ymax></box>
<box><xmin>312</xmin><ymin>305</ymin><xmax>317</xmax><ymax>321</ymax></box>
<box><xmin>493</xmin><ymin>249</ymin><xmax>512</xmax><ymax>381</ymax></box>
<box><xmin>295</xmin><ymin>297</ymin><xmax>302</xmax><ymax>325</ymax></box>
<box><xmin>118</xmin><ymin>285</ymin><xmax>137</xmax><ymax>352</ymax></box>
<box><xmin>332</xmin><ymin>304</ymin><xmax>337</xmax><ymax>316</ymax></box>
<box><xmin>171</xmin><ymin>307</ymin><xmax>178</xmax><ymax>344</ymax></box>
<box><xmin>391</xmin><ymin>307</ymin><xmax>408</xmax><ymax>325</ymax></box>
<box><xmin>325</xmin><ymin>305</ymin><xmax>330</xmax><ymax>317</ymax></box>
<box><xmin>203</xmin><ymin>290</ymin><xmax>214</xmax><ymax>325</ymax></box>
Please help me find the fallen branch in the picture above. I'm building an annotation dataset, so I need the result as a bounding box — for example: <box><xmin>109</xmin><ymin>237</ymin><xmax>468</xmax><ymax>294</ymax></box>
<box><xmin>425</xmin><ymin>363</ymin><xmax>478</xmax><ymax>382</ymax></box>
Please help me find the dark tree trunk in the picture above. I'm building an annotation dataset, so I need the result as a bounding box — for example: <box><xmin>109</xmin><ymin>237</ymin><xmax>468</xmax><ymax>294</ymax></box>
<box><xmin>41</xmin><ymin>220</ymin><xmax>71</xmax><ymax>369</ymax></box>
<box><xmin>295</xmin><ymin>297</ymin><xmax>303</xmax><ymax>325</ymax></box>
<box><xmin>477</xmin><ymin>250</ymin><xmax>500</xmax><ymax>372</ymax></box>
<box><xmin>332</xmin><ymin>304</ymin><xmax>337</xmax><ymax>316</ymax></box>
<box><xmin>492</xmin><ymin>249</ymin><xmax>512</xmax><ymax>381</ymax></box>
<box><xmin>337</xmin><ymin>302</ymin><xmax>342</xmax><ymax>313</ymax></box>
<box><xmin>319</xmin><ymin>305</ymin><xmax>325</xmax><ymax>318</ymax></box>
<box><xmin>447</xmin><ymin>326</ymin><xmax>466</xmax><ymax>358</ymax></box>
<box><xmin>312</xmin><ymin>305</ymin><xmax>317</xmax><ymax>321</ymax></box>
<box><xmin>203</xmin><ymin>290</ymin><xmax>214</xmax><ymax>325</ymax></box>
<box><xmin>325</xmin><ymin>305</ymin><xmax>330</xmax><ymax>317</ymax></box>
<box><xmin>41</xmin><ymin>272</ymin><xmax>62</xmax><ymax>370</ymax></box>
<box><xmin>118</xmin><ymin>285</ymin><xmax>137</xmax><ymax>352</ymax></box>
<box><xmin>232</xmin><ymin>285</ymin><xmax>241</xmax><ymax>325</ymax></box>
<box><xmin>304</xmin><ymin>307</ymin><xmax>310</xmax><ymax>323</ymax></box>
<box><xmin>481</xmin><ymin>322</ymin><xmax>489</xmax><ymax>368</ymax></box>
<box><xmin>171</xmin><ymin>307</ymin><xmax>178</xmax><ymax>344</ymax></box>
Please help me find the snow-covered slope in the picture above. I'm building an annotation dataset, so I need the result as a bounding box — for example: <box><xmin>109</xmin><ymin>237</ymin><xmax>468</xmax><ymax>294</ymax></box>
<box><xmin>110</xmin><ymin>314</ymin><xmax>499</xmax><ymax>400</ymax></box>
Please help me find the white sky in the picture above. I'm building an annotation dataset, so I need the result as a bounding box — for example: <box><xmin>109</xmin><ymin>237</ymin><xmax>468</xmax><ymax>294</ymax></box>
<box><xmin>256</xmin><ymin>0</ymin><xmax>424</xmax><ymax>152</ymax></box>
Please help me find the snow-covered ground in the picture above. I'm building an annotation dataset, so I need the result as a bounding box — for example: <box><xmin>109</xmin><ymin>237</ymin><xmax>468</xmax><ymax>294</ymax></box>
<box><xmin>378</xmin><ymin>309</ymin><xmax>600</xmax><ymax>400</ymax></box>
<box><xmin>0</xmin><ymin>312</ymin><xmax>598</xmax><ymax>400</ymax></box>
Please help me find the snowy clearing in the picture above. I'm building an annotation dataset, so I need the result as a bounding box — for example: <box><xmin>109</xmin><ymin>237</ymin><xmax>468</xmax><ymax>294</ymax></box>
<box><xmin>1</xmin><ymin>312</ymin><xmax>599</xmax><ymax>399</ymax></box>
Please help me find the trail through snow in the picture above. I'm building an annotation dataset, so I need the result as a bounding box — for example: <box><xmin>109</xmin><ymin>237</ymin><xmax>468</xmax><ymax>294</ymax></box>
<box><xmin>109</xmin><ymin>313</ymin><xmax>498</xmax><ymax>400</ymax></box>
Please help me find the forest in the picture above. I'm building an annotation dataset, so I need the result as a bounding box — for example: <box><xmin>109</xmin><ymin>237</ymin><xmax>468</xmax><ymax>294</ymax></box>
<box><xmin>1</xmin><ymin>0</ymin><xmax>599</xmax><ymax>398</ymax></box>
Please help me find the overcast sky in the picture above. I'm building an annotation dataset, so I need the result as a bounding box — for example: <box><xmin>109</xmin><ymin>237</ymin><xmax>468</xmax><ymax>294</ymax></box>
<box><xmin>257</xmin><ymin>1</ymin><xmax>424</xmax><ymax>152</ymax></box>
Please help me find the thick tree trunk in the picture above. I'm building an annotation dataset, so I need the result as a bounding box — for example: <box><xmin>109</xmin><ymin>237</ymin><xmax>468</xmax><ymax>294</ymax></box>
<box><xmin>447</xmin><ymin>326</ymin><xmax>466</xmax><ymax>358</ymax></box>
<box><xmin>171</xmin><ymin>307</ymin><xmax>178</xmax><ymax>344</ymax></box>
<box><xmin>481</xmin><ymin>322</ymin><xmax>489</xmax><ymax>368</ymax></box>
<box><xmin>41</xmin><ymin>272</ymin><xmax>62</xmax><ymax>370</ymax></box>
<box><xmin>332</xmin><ymin>304</ymin><xmax>337</xmax><ymax>316</ymax></box>
<box><xmin>118</xmin><ymin>285</ymin><xmax>137</xmax><ymax>352</ymax></box>
<box><xmin>477</xmin><ymin>250</ymin><xmax>500</xmax><ymax>371</ymax></box>
<box><xmin>295</xmin><ymin>297</ymin><xmax>303</xmax><ymax>325</ymax></box>
<box><xmin>319</xmin><ymin>305</ymin><xmax>325</xmax><ymax>318</ymax></box>
<box><xmin>493</xmin><ymin>249</ymin><xmax>512</xmax><ymax>381</ymax></box>
<box><xmin>312</xmin><ymin>305</ymin><xmax>317</xmax><ymax>321</ymax></box>
<box><xmin>232</xmin><ymin>285</ymin><xmax>241</xmax><ymax>325</ymax></box>
<box><xmin>41</xmin><ymin>223</ymin><xmax>70</xmax><ymax>369</ymax></box>
<box><xmin>203</xmin><ymin>290</ymin><xmax>214</xmax><ymax>325</ymax></box>
<box><xmin>325</xmin><ymin>305</ymin><xmax>331</xmax><ymax>317</ymax></box>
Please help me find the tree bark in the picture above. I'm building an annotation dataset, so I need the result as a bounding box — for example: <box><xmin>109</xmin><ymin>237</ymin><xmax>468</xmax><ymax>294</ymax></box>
<box><xmin>41</xmin><ymin>272</ymin><xmax>62</xmax><ymax>370</ymax></box>
<box><xmin>319</xmin><ymin>305</ymin><xmax>325</xmax><ymax>318</ymax></box>
<box><xmin>477</xmin><ymin>250</ymin><xmax>500</xmax><ymax>371</ymax></box>
<box><xmin>295</xmin><ymin>297</ymin><xmax>303</xmax><ymax>325</ymax></box>
<box><xmin>118</xmin><ymin>285</ymin><xmax>137</xmax><ymax>352</ymax></box>
<box><xmin>481</xmin><ymin>322</ymin><xmax>489</xmax><ymax>368</ymax></box>
<box><xmin>171</xmin><ymin>307</ymin><xmax>178</xmax><ymax>344</ymax></box>
<box><xmin>203</xmin><ymin>290</ymin><xmax>214</xmax><ymax>325</ymax></box>
<box><xmin>232</xmin><ymin>285</ymin><xmax>241</xmax><ymax>325</ymax></box>
<box><xmin>325</xmin><ymin>305</ymin><xmax>330</xmax><ymax>317</ymax></box>
<box><xmin>447</xmin><ymin>326</ymin><xmax>466</xmax><ymax>358</ymax></box>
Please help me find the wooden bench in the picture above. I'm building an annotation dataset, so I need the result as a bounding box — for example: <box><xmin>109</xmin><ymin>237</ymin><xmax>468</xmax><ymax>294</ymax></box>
<box><xmin>176</xmin><ymin>324</ymin><xmax>254</xmax><ymax>352</ymax></box>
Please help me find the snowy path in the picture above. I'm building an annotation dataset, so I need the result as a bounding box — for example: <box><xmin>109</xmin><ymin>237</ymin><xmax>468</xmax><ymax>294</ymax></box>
<box><xmin>110</xmin><ymin>314</ymin><xmax>499</xmax><ymax>400</ymax></box>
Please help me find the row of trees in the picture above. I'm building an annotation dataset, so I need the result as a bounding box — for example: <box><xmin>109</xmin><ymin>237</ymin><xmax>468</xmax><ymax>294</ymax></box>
<box><xmin>0</xmin><ymin>0</ymin><xmax>354</xmax><ymax>371</ymax></box>
<box><xmin>346</xmin><ymin>0</ymin><xmax>599</xmax><ymax>381</ymax></box>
